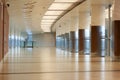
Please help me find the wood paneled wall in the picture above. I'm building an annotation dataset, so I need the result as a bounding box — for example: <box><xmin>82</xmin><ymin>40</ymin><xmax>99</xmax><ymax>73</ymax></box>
<box><xmin>69</xmin><ymin>31</ymin><xmax>79</xmax><ymax>52</ymax></box>
<box><xmin>91</xmin><ymin>26</ymin><xmax>100</xmax><ymax>53</ymax></box>
<box><xmin>79</xmin><ymin>29</ymin><xmax>85</xmax><ymax>52</ymax></box>
<box><xmin>113</xmin><ymin>20</ymin><xmax>120</xmax><ymax>56</ymax></box>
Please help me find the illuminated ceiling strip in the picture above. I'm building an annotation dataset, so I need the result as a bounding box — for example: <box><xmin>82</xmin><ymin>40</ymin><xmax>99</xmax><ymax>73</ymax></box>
<box><xmin>48</xmin><ymin>3</ymin><xmax>73</xmax><ymax>10</ymax></box>
<box><xmin>51</xmin><ymin>0</ymin><xmax>86</xmax><ymax>31</ymax></box>
<box><xmin>54</xmin><ymin>0</ymin><xmax>81</xmax><ymax>2</ymax></box>
<box><xmin>45</xmin><ymin>11</ymin><xmax>64</xmax><ymax>15</ymax></box>
<box><xmin>41</xmin><ymin>0</ymin><xmax>85</xmax><ymax>32</ymax></box>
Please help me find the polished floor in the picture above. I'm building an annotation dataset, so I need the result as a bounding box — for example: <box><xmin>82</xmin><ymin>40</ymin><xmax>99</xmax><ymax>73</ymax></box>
<box><xmin>0</xmin><ymin>47</ymin><xmax>120</xmax><ymax>80</ymax></box>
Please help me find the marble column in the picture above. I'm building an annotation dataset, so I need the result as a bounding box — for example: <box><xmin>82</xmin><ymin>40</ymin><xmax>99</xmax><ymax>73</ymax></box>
<box><xmin>61</xmin><ymin>23</ymin><xmax>66</xmax><ymax>50</ymax></box>
<box><xmin>91</xmin><ymin>3</ymin><xmax>106</xmax><ymax>56</ymax></box>
<box><xmin>79</xmin><ymin>12</ymin><xmax>90</xmax><ymax>54</ymax></box>
<box><xmin>67</xmin><ymin>19</ymin><xmax>71</xmax><ymax>51</ymax></box>
<box><xmin>69</xmin><ymin>14</ymin><xmax>79</xmax><ymax>53</ymax></box>
<box><xmin>64</xmin><ymin>21</ymin><xmax>70</xmax><ymax>51</ymax></box>
<box><xmin>56</xmin><ymin>24</ymin><xmax>62</xmax><ymax>49</ymax></box>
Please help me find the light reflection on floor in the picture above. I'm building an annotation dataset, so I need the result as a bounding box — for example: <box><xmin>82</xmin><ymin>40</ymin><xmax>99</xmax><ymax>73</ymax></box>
<box><xmin>0</xmin><ymin>47</ymin><xmax>120</xmax><ymax>80</ymax></box>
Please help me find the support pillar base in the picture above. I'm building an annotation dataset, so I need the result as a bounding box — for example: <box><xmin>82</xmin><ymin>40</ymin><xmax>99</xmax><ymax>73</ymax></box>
<box><xmin>112</xmin><ymin>56</ymin><xmax>120</xmax><ymax>62</ymax></box>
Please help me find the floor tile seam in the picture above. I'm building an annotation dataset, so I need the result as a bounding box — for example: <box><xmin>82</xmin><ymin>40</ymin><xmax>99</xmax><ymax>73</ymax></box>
<box><xmin>1</xmin><ymin>70</ymin><xmax>120</xmax><ymax>75</ymax></box>
<box><xmin>4</xmin><ymin>61</ymin><xmax>113</xmax><ymax>63</ymax></box>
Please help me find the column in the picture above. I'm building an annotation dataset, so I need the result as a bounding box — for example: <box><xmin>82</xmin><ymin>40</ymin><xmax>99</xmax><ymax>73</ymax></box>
<box><xmin>64</xmin><ymin>22</ymin><xmax>68</xmax><ymax>51</ymax></box>
<box><xmin>60</xmin><ymin>22</ymin><xmax>65</xmax><ymax>50</ymax></box>
<box><xmin>112</xmin><ymin>0</ymin><xmax>120</xmax><ymax>61</ymax></box>
<box><xmin>79</xmin><ymin>12</ymin><xmax>90</xmax><ymax>54</ymax></box>
<box><xmin>65</xmin><ymin>18</ymin><xmax>70</xmax><ymax>51</ymax></box>
<box><xmin>56</xmin><ymin>25</ymin><xmax>59</xmax><ymax>48</ymax></box>
<box><xmin>62</xmin><ymin>20</ymin><xmax>66</xmax><ymax>50</ymax></box>
<box><xmin>69</xmin><ymin>12</ymin><xmax>79</xmax><ymax>53</ymax></box>
<box><xmin>91</xmin><ymin>3</ymin><xmax>106</xmax><ymax>56</ymax></box>
<box><xmin>59</xmin><ymin>23</ymin><xmax>63</xmax><ymax>50</ymax></box>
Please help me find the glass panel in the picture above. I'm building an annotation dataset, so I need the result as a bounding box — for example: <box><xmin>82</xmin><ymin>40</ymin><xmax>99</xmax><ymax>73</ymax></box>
<box><xmin>26</xmin><ymin>41</ymin><xmax>33</xmax><ymax>47</ymax></box>
<box><xmin>84</xmin><ymin>40</ymin><xmax>90</xmax><ymax>54</ymax></box>
<box><xmin>45</xmin><ymin>11</ymin><xmax>64</xmax><ymax>15</ymax></box>
<box><xmin>48</xmin><ymin>3</ymin><xmax>73</xmax><ymax>10</ymax></box>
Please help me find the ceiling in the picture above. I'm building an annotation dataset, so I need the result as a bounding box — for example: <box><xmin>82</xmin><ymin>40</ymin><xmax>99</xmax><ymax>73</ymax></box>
<box><xmin>7</xmin><ymin>0</ymin><xmax>84</xmax><ymax>34</ymax></box>
<box><xmin>8</xmin><ymin>0</ymin><xmax>54</xmax><ymax>34</ymax></box>
<box><xmin>41</xmin><ymin>0</ymin><xmax>84</xmax><ymax>32</ymax></box>
<box><xmin>7</xmin><ymin>0</ymin><xmax>113</xmax><ymax>34</ymax></box>
<box><xmin>52</xmin><ymin>0</ymin><xmax>113</xmax><ymax>32</ymax></box>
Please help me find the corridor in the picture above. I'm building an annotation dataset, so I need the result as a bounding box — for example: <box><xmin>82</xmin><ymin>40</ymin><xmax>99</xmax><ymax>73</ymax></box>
<box><xmin>0</xmin><ymin>47</ymin><xmax>120</xmax><ymax>80</ymax></box>
<box><xmin>1</xmin><ymin>0</ymin><xmax>120</xmax><ymax>80</ymax></box>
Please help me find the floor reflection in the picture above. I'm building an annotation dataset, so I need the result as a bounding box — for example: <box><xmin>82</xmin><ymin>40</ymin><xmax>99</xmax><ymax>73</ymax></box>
<box><xmin>0</xmin><ymin>47</ymin><xmax>120</xmax><ymax>80</ymax></box>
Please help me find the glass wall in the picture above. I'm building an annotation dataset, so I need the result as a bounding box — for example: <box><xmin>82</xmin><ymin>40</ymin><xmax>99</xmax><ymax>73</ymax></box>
<box><xmin>105</xmin><ymin>5</ymin><xmax>113</xmax><ymax>57</ymax></box>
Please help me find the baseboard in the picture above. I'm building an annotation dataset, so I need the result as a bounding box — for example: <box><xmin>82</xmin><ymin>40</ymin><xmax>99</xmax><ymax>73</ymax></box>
<box><xmin>0</xmin><ymin>52</ymin><xmax>9</xmax><ymax>71</ymax></box>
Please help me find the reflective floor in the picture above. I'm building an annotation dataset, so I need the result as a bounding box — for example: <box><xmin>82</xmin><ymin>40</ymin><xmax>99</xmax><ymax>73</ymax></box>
<box><xmin>0</xmin><ymin>47</ymin><xmax>120</xmax><ymax>80</ymax></box>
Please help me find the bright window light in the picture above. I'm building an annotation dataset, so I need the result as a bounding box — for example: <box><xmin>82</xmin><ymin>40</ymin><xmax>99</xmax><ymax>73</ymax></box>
<box><xmin>54</xmin><ymin>0</ymin><xmax>80</xmax><ymax>2</ymax></box>
<box><xmin>43</xmin><ymin>16</ymin><xmax>58</xmax><ymax>19</ymax></box>
<box><xmin>48</xmin><ymin>3</ymin><xmax>73</xmax><ymax>10</ymax></box>
<box><xmin>45</xmin><ymin>11</ymin><xmax>64</xmax><ymax>15</ymax></box>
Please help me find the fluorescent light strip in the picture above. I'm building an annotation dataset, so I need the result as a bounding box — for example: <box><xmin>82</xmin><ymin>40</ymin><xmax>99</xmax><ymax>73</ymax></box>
<box><xmin>41</xmin><ymin>23</ymin><xmax>52</xmax><ymax>25</ymax></box>
<box><xmin>41</xmin><ymin>0</ymin><xmax>84</xmax><ymax>32</ymax></box>
<box><xmin>54</xmin><ymin>0</ymin><xmax>80</xmax><ymax>2</ymax></box>
<box><xmin>48</xmin><ymin>3</ymin><xmax>73</xmax><ymax>10</ymax></box>
<box><xmin>43</xmin><ymin>16</ymin><xmax>58</xmax><ymax>19</ymax></box>
<box><xmin>41</xmin><ymin>20</ymin><xmax>55</xmax><ymax>23</ymax></box>
<box><xmin>45</xmin><ymin>11</ymin><xmax>64</xmax><ymax>16</ymax></box>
